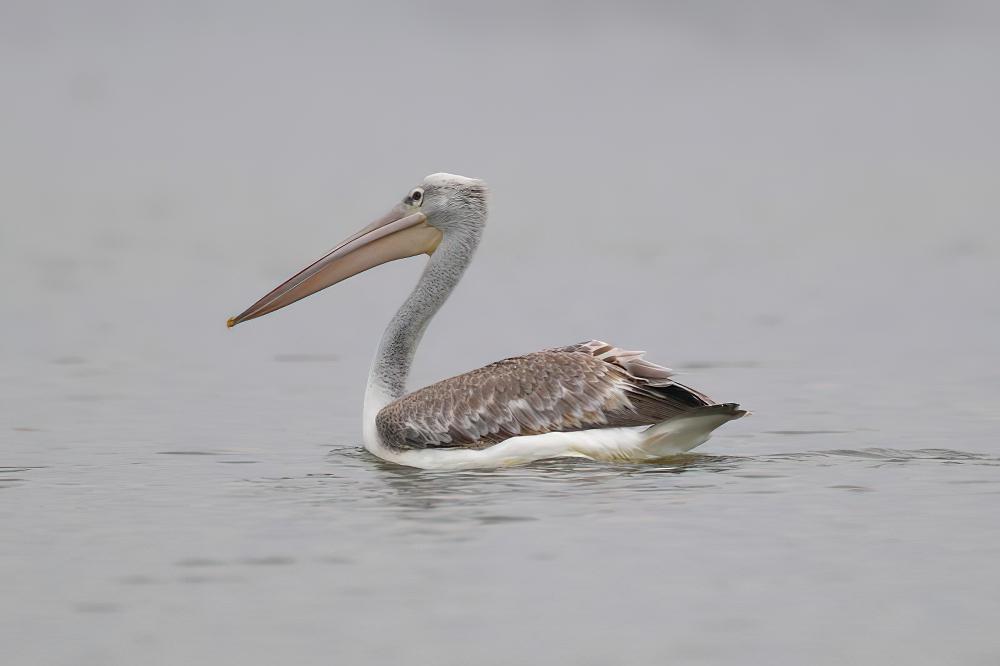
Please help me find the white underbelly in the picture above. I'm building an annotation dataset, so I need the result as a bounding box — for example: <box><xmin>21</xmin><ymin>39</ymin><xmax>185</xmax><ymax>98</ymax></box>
<box><xmin>362</xmin><ymin>410</ymin><xmax>733</xmax><ymax>471</ymax></box>
<box><xmin>363</xmin><ymin>428</ymin><xmax>636</xmax><ymax>470</ymax></box>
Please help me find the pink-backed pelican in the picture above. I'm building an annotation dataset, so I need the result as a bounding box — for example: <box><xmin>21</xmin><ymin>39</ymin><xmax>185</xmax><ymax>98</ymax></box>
<box><xmin>228</xmin><ymin>173</ymin><xmax>745</xmax><ymax>469</ymax></box>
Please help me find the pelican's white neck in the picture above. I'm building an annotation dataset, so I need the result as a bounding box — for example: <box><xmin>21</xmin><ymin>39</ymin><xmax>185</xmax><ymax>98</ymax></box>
<box><xmin>362</xmin><ymin>224</ymin><xmax>483</xmax><ymax>435</ymax></box>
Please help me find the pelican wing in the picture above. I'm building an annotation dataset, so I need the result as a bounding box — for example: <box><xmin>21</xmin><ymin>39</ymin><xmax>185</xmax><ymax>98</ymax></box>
<box><xmin>375</xmin><ymin>340</ymin><xmax>716</xmax><ymax>449</ymax></box>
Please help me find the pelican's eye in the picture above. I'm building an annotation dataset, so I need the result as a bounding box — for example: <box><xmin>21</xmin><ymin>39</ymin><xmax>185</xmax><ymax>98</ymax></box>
<box><xmin>408</xmin><ymin>188</ymin><xmax>424</xmax><ymax>206</ymax></box>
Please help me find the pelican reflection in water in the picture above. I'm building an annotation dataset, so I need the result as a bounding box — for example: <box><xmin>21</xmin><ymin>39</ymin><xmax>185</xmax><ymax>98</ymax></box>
<box><xmin>228</xmin><ymin>174</ymin><xmax>744</xmax><ymax>469</ymax></box>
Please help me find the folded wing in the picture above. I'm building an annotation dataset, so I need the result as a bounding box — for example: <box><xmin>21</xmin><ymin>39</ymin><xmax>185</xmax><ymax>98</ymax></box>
<box><xmin>375</xmin><ymin>340</ymin><xmax>718</xmax><ymax>450</ymax></box>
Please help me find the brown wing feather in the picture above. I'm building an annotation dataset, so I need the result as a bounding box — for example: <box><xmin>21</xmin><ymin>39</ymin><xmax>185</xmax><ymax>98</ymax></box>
<box><xmin>375</xmin><ymin>340</ymin><xmax>716</xmax><ymax>450</ymax></box>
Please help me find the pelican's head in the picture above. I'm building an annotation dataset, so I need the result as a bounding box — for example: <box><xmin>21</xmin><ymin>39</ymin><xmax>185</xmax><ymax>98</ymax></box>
<box><xmin>227</xmin><ymin>172</ymin><xmax>488</xmax><ymax>328</ymax></box>
<box><xmin>410</xmin><ymin>173</ymin><xmax>488</xmax><ymax>233</ymax></box>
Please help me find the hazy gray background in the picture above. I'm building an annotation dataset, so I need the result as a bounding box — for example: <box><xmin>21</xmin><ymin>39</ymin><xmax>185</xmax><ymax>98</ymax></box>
<box><xmin>2</xmin><ymin>2</ymin><xmax>999</xmax><ymax>665</ymax></box>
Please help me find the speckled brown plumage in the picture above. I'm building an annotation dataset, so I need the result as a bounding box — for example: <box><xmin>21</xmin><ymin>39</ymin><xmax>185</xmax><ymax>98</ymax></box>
<box><xmin>375</xmin><ymin>340</ymin><xmax>717</xmax><ymax>450</ymax></box>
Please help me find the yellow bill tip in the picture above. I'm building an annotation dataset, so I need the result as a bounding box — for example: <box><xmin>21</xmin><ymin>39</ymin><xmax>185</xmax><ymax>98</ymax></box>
<box><xmin>226</xmin><ymin>317</ymin><xmax>237</xmax><ymax>328</ymax></box>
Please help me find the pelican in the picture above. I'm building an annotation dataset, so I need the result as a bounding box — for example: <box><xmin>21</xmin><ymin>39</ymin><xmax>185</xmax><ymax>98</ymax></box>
<box><xmin>228</xmin><ymin>173</ymin><xmax>745</xmax><ymax>469</ymax></box>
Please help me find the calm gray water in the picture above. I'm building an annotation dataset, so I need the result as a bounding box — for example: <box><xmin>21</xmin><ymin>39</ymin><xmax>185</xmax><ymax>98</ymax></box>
<box><xmin>2</xmin><ymin>2</ymin><xmax>999</xmax><ymax>664</ymax></box>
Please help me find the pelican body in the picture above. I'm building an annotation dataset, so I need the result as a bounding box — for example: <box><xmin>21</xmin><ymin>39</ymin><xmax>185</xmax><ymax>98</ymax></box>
<box><xmin>229</xmin><ymin>174</ymin><xmax>744</xmax><ymax>470</ymax></box>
